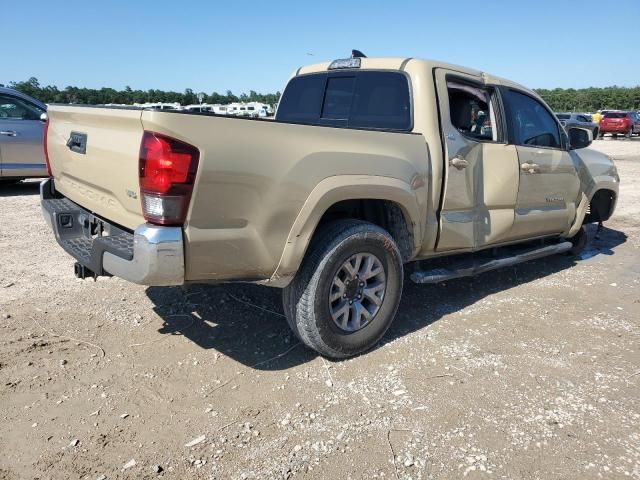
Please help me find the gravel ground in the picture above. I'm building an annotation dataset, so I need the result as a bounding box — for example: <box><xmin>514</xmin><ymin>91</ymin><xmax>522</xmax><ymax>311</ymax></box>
<box><xmin>0</xmin><ymin>138</ymin><xmax>639</xmax><ymax>480</ymax></box>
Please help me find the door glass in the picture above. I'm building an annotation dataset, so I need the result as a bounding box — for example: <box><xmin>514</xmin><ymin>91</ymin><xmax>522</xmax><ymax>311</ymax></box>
<box><xmin>505</xmin><ymin>90</ymin><xmax>561</xmax><ymax>148</ymax></box>
<box><xmin>0</xmin><ymin>95</ymin><xmax>43</xmax><ymax>120</ymax></box>
<box><xmin>447</xmin><ymin>81</ymin><xmax>498</xmax><ymax>141</ymax></box>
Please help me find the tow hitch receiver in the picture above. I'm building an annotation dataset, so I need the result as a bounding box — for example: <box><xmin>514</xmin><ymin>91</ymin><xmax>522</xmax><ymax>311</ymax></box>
<box><xmin>74</xmin><ymin>262</ymin><xmax>96</xmax><ymax>280</ymax></box>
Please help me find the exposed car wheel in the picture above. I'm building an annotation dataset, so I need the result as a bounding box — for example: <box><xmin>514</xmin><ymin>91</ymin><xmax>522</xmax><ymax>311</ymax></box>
<box><xmin>626</xmin><ymin>127</ymin><xmax>633</xmax><ymax>139</ymax></box>
<box><xmin>593</xmin><ymin>127</ymin><xmax>599</xmax><ymax>139</ymax></box>
<box><xmin>282</xmin><ymin>219</ymin><xmax>404</xmax><ymax>359</ymax></box>
<box><xmin>568</xmin><ymin>225</ymin><xmax>588</xmax><ymax>256</ymax></box>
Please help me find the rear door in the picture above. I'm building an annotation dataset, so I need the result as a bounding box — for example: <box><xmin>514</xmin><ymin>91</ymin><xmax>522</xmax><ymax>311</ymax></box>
<box><xmin>0</xmin><ymin>93</ymin><xmax>47</xmax><ymax>177</ymax></box>
<box><xmin>434</xmin><ymin>69</ymin><xmax>520</xmax><ymax>251</ymax></box>
<box><xmin>501</xmin><ymin>88</ymin><xmax>580</xmax><ymax>238</ymax></box>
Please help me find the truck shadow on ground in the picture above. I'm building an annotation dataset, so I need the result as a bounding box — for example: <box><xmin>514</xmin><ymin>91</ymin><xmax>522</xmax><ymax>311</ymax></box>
<box><xmin>0</xmin><ymin>180</ymin><xmax>41</xmax><ymax>197</ymax></box>
<box><xmin>145</xmin><ymin>225</ymin><xmax>626</xmax><ymax>371</ymax></box>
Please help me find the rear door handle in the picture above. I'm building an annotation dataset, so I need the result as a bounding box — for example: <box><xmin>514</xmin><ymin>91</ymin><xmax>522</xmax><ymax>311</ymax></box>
<box><xmin>449</xmin><ymin>156</ymin><xmax>469</xmax><ymax>170</ymax></box>
<box><xmin>0</xmin><ymin>130</ymin><xmax>17</xmax><ymax>137</ymax></box>
<box><xmin>521</xmin><ymin>163</ymin><xmax>540</xmax><ymax>173</ymax></box>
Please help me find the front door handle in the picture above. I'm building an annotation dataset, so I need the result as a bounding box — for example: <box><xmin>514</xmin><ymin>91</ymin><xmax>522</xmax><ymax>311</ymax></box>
<box><xmin>0</xmin><ymin>130</ymin><xmax>17</xmax><ymax>137</ymax></box>
<box><xmin>521</xmin><ymin>162</ymin><xmax>540</xmax><ymax>173</ymax></box>
<box><xmin>449</xmin><ymin>156</ymin><xmax>469</xmax><ymax>170</ymax></box>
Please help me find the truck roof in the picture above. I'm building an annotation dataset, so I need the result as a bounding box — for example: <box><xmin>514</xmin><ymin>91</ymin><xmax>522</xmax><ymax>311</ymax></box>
<box><xmin>296</xmin><ymin>57</ymin><xmax>537</xmax><ymax>98</ymax></box>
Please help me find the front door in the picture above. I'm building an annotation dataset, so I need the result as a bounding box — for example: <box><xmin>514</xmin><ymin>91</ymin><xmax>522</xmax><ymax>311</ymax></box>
<box><xmin>434</xmin><ymin>69</ymin><xmax>520</xmax><ymax>251</ymax></box>
<box><xmin>0</xmin><ymin>93</ymin><xmax>46</xmax><ymax>177</ymax></box>
<box><xmin>501</xmin><ymin>88</ymin><xmax>581</xmax><ymax>239</ymax></box>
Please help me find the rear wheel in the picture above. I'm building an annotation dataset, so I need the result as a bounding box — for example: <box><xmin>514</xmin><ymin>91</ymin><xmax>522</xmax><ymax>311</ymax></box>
<box><xmin>283</xmin><ymin>220</ymin><xmax>404</xmax><ymax>358</ymax></box>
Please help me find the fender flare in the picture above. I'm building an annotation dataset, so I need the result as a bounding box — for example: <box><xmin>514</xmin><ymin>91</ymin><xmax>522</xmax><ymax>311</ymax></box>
<box><xmin>563</xmin><ymin>179</ymin><xmax>618</xmax><ymax>238</ymax></box>
<box><xmin>268</xmin><ymin>175</ymin><xmax>421</xmax><ymax>287</ymax></box>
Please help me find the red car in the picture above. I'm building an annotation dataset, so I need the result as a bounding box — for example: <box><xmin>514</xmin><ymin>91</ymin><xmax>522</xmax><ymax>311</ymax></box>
<box><xmin>599</xmin><ymin>111</ymin><xmax>640</xmax><ymax>138</ymax></box>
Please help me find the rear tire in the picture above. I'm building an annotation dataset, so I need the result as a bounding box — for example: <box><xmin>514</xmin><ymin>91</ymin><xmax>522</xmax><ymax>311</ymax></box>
<box><xmin>283</xmin><ymin>220</ymin><xmax>404</xmax><ymax>359</ymax></box>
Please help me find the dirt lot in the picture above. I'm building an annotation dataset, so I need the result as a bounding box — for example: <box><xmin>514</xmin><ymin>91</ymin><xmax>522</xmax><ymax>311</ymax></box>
<box><xmin>1</xmin><ymin>139</ymin><xmax>639</xmax><ymax>480</ymax></box>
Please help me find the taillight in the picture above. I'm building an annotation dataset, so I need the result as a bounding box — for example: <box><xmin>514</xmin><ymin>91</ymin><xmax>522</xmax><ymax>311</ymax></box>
<box><xmin>139</xmin><ymin>131</ymin><xmax>199</xmax><ymax>226</ymax></box>
<box><xmin>43</xmin><ymin>118</ymin><xmax>52</xmax><ymax>176</ymax></box>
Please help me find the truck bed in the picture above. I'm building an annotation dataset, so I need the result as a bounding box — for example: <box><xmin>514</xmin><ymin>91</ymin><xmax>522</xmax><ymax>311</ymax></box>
<box><xmin>45</xmin><ymin>105</ymin><xmax>430</xmax><ymax>282</ymax></box>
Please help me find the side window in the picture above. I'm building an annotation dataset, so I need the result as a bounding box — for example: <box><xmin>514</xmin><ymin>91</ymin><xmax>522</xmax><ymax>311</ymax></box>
<box><xmin>505</xmin><ymin>90</ymin><xmax>561</xmax><ymax>148</ymax></box>
<box><xmin>447</xmin><ymin>81</ymin><xmax>498</xmax><ymax>142</ymax></box>
<box><xmin>276</xmin><ymin>74</ymin><xmax>326</xmax><ymax>124</ymax></box>
<box><xmin>0</xmin><ymin>95</ymin><xmax>44</xmax><ymax>120</ymax></box>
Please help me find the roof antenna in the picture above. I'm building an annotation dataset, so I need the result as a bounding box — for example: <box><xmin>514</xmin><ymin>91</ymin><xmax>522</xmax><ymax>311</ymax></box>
<box><xmin>351</xmin><ymin>49</ymin><xmax>367</xmax><ymax>58</ymax></box>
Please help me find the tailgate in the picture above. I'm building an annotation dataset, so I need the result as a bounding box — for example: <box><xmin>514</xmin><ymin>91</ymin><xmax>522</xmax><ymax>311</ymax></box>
<box><xmin>47</xmin><ymin>106</ymin><xmax>145</xmax><ymax>230</ymax></box>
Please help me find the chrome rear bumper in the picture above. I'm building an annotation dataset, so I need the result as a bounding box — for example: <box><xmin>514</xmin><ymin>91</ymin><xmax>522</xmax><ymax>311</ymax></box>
<box><xmin>40</xmin><ymin>178</ymin><xmax>184</xmax><ymax>286</ymax></box>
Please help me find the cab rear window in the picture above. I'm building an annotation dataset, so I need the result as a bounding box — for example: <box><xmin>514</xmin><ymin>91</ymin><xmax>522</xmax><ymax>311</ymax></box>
<box><xmin>276</xmin><ymin>71</ymin><xmax>412</xmax><ymax>131</ymax></box>
<box><xmin>603</xmin><ymin>112</ymin><xmax>627</xmax><ymax>119</ymax></box>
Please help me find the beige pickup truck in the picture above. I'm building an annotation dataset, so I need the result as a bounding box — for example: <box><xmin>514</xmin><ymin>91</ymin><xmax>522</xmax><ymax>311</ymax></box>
<box><xmin>41</xmin><ymin>53</ymin><xmax>619</xmax><ymax>358</ymax></box>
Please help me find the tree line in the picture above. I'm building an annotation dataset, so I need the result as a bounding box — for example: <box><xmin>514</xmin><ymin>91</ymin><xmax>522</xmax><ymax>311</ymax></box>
<box><xmin>1</xmin><ymin>77</ymin><xmax>281</xmax><ymax>106</ymax></box>
<box><xmin>3</xmin><ymin>77</ymin><xmax>640</xmax><ymax>112</ymax></box>
<box><xmin>536</xmin><ymin>86</ymin><xmax>640</xmax><ymax>112</ymax></box>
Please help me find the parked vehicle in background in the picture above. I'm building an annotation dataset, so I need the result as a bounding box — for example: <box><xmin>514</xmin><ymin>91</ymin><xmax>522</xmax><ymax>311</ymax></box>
<box><xmin>40</xmin><ymin>54</ymin><xmax>619</xmax><ymax>358</ymax></box>
<box><xmin>599</xmin><ymin>111</ymin><xmax>640</xmax><ymax>138</ymax></box>
<box><xmin>556</xmin><ymin>112</ymin><xmax>599</xmax><ymax>139</ymax></box>
<box><xmin>0</xmin><ymin>87</ymin><xmax>48</xmax><ymax>183</ymax></box>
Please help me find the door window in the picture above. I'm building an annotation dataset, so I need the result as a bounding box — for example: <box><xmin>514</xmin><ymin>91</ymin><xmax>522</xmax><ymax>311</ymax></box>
<box><xmin>505</xmin><ymin>90</ymin><xmax>561</xmax><ymax>148</ymax></box>
<box><xmin>0</xmin><ymin>95</ymin><xmax>44</xmax><ymax>120</ymax></box>
<box><xmin>447</xmin><ymin>81</ymin><xmax>499</xmax><ymax>142</ymax></box>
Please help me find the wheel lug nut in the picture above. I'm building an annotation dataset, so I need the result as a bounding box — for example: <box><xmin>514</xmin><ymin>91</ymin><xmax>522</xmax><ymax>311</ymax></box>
<box><xmin>360</xmin><ymin>282</ymin><xmax>364</xmax><ymax>287</ymax></box>
<box><xmin>343</xmin><ymin>294</ymin><xmax>347</xmax><ymax>298</ymax></box>
<box><xmin>349</xmin><ymin>300</ymin><xmax>353</xmax><ymax>305</ymax></box>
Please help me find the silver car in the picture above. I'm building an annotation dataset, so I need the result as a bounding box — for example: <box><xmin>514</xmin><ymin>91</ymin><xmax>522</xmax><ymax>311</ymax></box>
<box><xmin>0</xmin><ymin>87</ymin><xmax>48</xmax><ymax>182</ymax></box>
<box><xmin>555</xmin><ymin>112</ymin><xmax>600</xmax><ymax>139</ymax></box>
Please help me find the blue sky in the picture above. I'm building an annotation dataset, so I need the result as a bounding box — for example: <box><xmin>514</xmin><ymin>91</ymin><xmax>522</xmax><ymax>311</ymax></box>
<box><xmin>5</xmin><ymin>0</ymin><xmax>639</xmax><ymax>94</ymax></box>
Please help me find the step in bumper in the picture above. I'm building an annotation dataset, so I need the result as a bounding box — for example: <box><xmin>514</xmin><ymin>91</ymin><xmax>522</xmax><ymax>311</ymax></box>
<box><xmin>40</xmin><ymin>178</ymin><xmax>184</xmax><ymax>286</ymax></box>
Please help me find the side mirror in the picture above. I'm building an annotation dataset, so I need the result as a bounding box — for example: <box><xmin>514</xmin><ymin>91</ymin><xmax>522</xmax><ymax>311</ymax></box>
<box><xmin>40</xmin><ymin>112</ymin><xmax>48</xmax><ymax>123</ymax></box>
<box><xmin>568</xmin><ymin>127</ymin><xmax>592</xmax><ymax>150</ymax></box>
